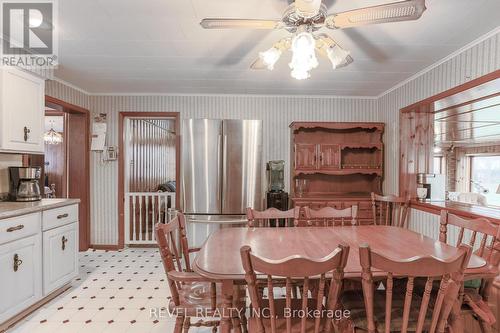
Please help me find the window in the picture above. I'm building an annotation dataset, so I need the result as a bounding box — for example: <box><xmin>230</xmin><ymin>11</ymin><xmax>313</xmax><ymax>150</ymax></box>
<box><xmin>433</xmin><ymin>155</ymin><xmax>445</xmax><ymax>174</ymax></box>
<box><xmin>470</xmin><ymin>155</ymin><xmax>500</xmax><ymax>207</ymax></box>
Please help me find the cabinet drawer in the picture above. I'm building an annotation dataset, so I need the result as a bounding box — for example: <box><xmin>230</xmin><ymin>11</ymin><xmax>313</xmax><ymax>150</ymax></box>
<box><xmin>42</xmin><ymin>204</ymin><xmax>78</xmax><ymax>231</ymax></box>
<box><xmin>43</xmin><ymin>222</ymin><xmax>78</xmax><ymax>294</ymax></box>
<box><xmin>0</xmin><ymin>234</ymin><xmax>42</xmax><ymax>323</ymax></box>
<box><xmin>0</xmin><ymin>213</ymin><xmax>41</xmax><ymax>245</ymax></box>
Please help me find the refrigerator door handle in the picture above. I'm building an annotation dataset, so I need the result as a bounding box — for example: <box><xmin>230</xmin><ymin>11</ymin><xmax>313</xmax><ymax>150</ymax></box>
<box><xmin>222</xmin><ymin>134</ymin><xmax>228</xmax><ymax>200</ymax></box>
<box><xmin>217</xmin><ymin>134</ymin><xmax>223</xmax><ymax>205</ymax></box>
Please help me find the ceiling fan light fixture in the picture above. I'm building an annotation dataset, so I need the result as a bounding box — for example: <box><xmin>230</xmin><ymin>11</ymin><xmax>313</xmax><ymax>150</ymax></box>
<box><xmin>259</xmin><ymin>47</ymin><xmax>282</xmax><ymax>70</ymax></box>
<box><xmin>290</xmin><ymin>68</ymin><xmax>310</xmax><ymax>80</ymax></box>
<box><xmin>326</xmin><ymin>44</ymin><xmax>350</xmax><ymax>69</ymax></box>
<box><xmin>289</xmin><ymin>32</ymin><xmax>318</xmax><ymax>80</ymax></box>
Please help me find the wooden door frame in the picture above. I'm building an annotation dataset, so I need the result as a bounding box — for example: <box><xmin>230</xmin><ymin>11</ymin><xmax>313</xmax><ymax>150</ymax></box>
<box><xmin>44</xmin><ymin>109</ymin><xmax>68</xmax><ymax>199</ymax></box>
<box><xmin>118</xmin><ymin>112</ymin><xmax>180</xmax><ymax>249</ymax></box>
<box><xmin>45</xmin><ymin>95</ymin><xmax>91</xmax><ymax>251</ymax></box>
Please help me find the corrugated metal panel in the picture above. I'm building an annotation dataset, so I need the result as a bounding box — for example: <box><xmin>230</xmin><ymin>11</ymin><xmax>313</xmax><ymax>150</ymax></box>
<box><xmin>45</xmin><ymin>31</ymin><xmax>500</xmax><ymax>246</ymax></box>
<box><xmin>127</xmin><ymin>119</ymin><xmax>176</xmax><ymax>192</ymax></box>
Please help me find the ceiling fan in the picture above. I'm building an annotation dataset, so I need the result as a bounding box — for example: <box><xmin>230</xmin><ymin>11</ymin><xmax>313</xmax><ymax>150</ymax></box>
<box><xmin>200</xmin><ymin>0</ymin><xmax>426</xmax><ymax>80</ymax></box>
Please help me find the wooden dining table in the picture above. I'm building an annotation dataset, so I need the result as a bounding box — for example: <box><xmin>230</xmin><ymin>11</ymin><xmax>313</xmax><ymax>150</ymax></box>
<box><xmin>193</xmin><ymin>225</ymin><xmax>495</xmax><ymax>333</ymax></box>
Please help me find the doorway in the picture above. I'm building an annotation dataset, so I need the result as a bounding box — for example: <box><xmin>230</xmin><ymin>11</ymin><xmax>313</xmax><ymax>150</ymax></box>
<box><xmin>25</xmin><ymin>96</ymin><xmax>91</xmax><ymax>251</ymax></box>
<box><xmin>118</xmin><ymin>112</ymin><xmax>180</xmax><ymax>248</ymax></box>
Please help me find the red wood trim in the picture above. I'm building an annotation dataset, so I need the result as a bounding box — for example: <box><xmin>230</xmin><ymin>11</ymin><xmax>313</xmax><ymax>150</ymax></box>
<box><xmin>45</xmin><ymin>95</ymin><xmax>89</xmax><ymax>114</ymax></box>
<box><xmin>44</xmin><ymin>95</ymin><xmax>91</xmax><ymax>252</ymax></box>
<box><xmin>117</xmin><ymin>112</ymin><xmax>180</xmax><ymax>249</ymax></box>
<box><xmin>410</xmin><ymin>200</ymin><xmax>500</xmax><ymax>225</ymax></box>
<box><xmin>290</xmin><ymin>121</ymin><xmax>385</xmax><ymax>131</ymax></box>
<box><xmin>90</xmin><ymin>244</ymin><xmax>122</xmax><ymax>251</ymax></box>
<box><xmin>400</xmin><ymin>69</ymin><xmax>500</xmax><ymax>114</ymax></box>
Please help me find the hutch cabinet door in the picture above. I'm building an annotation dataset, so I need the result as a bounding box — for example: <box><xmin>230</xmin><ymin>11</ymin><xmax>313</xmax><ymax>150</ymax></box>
<box><xmin>294</xmin><ymin>144</ymin><xmax>317</xmax><ymax>171</ymax></box>
<box><xmin>318</xmin><ymin>144</ymin><xmax>340</xmax><ymax>170</ymax></box>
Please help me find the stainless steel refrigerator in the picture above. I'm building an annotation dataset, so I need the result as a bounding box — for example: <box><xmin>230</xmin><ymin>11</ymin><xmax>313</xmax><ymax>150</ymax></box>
<box><xmin>181</xmin><ymin>119</ymin><xmax>263</xmax><ymax>224</ymax></box>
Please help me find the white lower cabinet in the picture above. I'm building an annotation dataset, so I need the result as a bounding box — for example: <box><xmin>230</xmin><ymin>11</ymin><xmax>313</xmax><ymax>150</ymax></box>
<box><xmin>43</xmin><ymin>222</ymin><xmax>78</xmax><ymax>295</ymax></box>
<box><xmin>0</xmin><ymin>204</ymin><xmax>79</xmax><ymax>327</ymax></box>
<box><xmin>0</xmin><ymin>233</ymin><xmax>42</xmax><ymax>324</ymax></box>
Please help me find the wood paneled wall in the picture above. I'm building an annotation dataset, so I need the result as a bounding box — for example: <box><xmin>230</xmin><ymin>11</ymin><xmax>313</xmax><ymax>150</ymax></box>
<box><xmin>399</xmin><ymin>104</ymin><xmax>434</xmax><ymax>197</ymax></box>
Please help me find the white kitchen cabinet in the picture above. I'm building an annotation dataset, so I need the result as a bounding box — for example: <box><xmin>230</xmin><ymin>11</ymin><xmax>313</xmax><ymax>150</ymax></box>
<box><xmin>0</xmin><ymin>67</ymin><xmax>45</xmax><ymax>153</ymax></box>
<box><xmin>42</xmin><ymin>222</ymin><xmax>78</xmax><ymax>294</ymax></box>
<box><xmin>0</xmin><ymin>233</ymin><xmax>42</xmax><ymax>324</ymax></box>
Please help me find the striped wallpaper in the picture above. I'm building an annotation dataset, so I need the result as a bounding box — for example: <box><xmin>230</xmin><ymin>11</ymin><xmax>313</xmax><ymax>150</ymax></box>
<box><xmin>45</xmin><ymin>30</ymin><xmax>500</xmax><ymax>246</ymax></box>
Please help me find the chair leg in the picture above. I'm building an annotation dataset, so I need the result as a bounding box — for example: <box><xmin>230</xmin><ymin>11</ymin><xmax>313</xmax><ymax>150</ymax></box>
<box><xmin>174</xmin><ymin>315</ymin><xmax>184</xmax><ymax>333</ymax></box>
<box><xmin>478</xmin><ymin>319</ymin><xmax>493</xmax><ymax>333</ymax></box>
<box><xmin>183</xmin><ymin>316</ymin><xmax>191</xmax><ymax>333</ymax></box>
<box><xmin>240</xmin><ymin>312</ymin><xmax>248</xmax><ymax>333</ymax></box>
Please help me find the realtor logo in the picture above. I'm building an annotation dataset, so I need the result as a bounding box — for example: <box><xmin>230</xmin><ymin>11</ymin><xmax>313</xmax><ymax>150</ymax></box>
<box><xmin>1</xmin><ymin>0</ymin><xmax>57</xmax><ymax>68</ymax></box>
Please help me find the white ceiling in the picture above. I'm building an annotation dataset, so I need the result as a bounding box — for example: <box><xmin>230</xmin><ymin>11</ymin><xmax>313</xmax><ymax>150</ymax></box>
<box><xmin>54</xmin><ymin>0</ymin><xmax>500</xmax><ymax>96</ymax></box>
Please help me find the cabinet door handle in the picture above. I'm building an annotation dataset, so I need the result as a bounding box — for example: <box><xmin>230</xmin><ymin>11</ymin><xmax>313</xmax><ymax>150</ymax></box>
<box><xmin>57</xmin><ymin>213</ymin><xmax>69</xmax><ymax>219</ymax></box>
<box><xmin>6</xmin><ymin>224</ymin><xmax>24</xmax><ymax>232</ymax></box>
<box><xmin>13</xmin><ymin>254</ymin><xmax>23</xmax><ymax>272</ymax></box>
<box><xmin>62</xmin><ymin>236</ymin><xmax>68</xmax><ymax>250</ymax></box>
<box><xmin>23</xmin><ymin>126</ymin><xmax>30</xmax><ymax>142</ymax></box>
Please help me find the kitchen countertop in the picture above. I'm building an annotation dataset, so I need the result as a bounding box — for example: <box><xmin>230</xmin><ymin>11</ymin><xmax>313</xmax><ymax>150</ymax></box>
<box><xmin>0</xmin><ymin>198</ymin><xmax>80</xmax><ymax>220</ymax></box>
<box><xmin>411</xmin><ymin>199</ymin><xmax>500</xmax><ymax>224</ymax></box>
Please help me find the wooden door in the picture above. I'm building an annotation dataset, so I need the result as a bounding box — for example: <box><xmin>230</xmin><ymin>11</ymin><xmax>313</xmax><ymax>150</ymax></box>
<box><xmin>294</xmin><ymin>143</ymin><xmax>317</xmax><ymax>171</ymax></box>
<box><xmin>318</xmin><ymin>144</ymin><xmax>340</xmax><ymax>170</ymax></box>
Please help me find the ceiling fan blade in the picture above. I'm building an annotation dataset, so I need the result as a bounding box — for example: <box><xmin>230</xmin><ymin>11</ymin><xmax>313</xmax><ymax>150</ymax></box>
<box><xmin>295</xmin><ymin>0</ymin><xmax>323</xmax><ymax>18</ymax></box>
<box><xmin>325</xmin><ymin>0</ymin><xmax>426</xmax><ymax>29</ymax></box>
<box><xmin>200</xmin><ymin>18</ymin><xmax>282</xmax><ymax>29</ymax></box>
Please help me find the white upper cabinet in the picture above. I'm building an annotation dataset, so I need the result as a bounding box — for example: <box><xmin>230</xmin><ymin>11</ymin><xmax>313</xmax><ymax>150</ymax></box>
<box><xmin>0</xmin><ymin>67</ymin><xmax>45</xmax><ymax>153</ymax></box>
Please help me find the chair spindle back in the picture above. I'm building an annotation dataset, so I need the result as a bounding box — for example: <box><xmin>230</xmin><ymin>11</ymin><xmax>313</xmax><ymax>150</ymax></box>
<box><xmin>439</xmin><ymin>211</ymin><xmax>500</xmax><ymax>266</ymax></box>
<box><xmin>247</xmin><ymin>207</ymin><xmax>300</xmax><ymax>227</ymax></box>
<box><xmin>371</xmin><ymin>193</ymin><xmax>410</xmax><ymax>228</ymax></box>
<box><xmin>303</xmin><ymin>205</ymin><xmax>358</xmax><ymax>226</ymax></box>
<box><xmin>241</xmin><ymin>244</ymin><xmax>349</xmax><ymax>333</ymax></box>
<box><xmin>359</xmin><ymin>243</ymin><xmax>472</xmax><ymax>333</ymax></box>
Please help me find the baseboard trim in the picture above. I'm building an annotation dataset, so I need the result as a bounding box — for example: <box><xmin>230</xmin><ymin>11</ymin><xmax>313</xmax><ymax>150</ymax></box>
<box><xmin>0</xmin><ymin>284</ymin><xmax>71</xmax><ymax>332</ymax></box>
<box><xmin>90</xmin><ymin>244</ymin><xmax>121</xmax><ymax>251</ymax></box>
<box><xmin>128</xmin><ymin>244</ymin><xmax>158</xmax><ymax>248</ymax></box>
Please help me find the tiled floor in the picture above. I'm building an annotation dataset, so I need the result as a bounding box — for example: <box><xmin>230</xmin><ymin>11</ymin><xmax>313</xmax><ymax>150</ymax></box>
<box><xmin>8</xmin><ymin>248</ymin><xmax>214</xmax><ymax>333</ymax></box>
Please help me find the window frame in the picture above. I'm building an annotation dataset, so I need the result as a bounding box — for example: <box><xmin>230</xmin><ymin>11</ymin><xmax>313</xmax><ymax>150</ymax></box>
<box><xmin>467</xmin><ymin>153</ymin><xmax>500</xmax><ymax>207</ymax></box>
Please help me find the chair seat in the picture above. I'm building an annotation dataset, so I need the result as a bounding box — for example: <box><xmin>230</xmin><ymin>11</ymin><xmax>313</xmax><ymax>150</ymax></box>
<box><xmin>340</xmin><ymin>289</ymin><xmax>434</xmax><ymax>332</ymax></box>
<box><xmin>169</xmin><ymin>281</ymin><xmax>245</xmax><ymax>317</ymax></box>
<box><xmin>249</xmin><ymin>298</ymin><xmax>326</xmax><ymax>332</ymax></box>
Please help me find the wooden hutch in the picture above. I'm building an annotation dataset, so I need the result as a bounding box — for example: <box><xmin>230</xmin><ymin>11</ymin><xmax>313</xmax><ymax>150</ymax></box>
<box><xmin>290</xmin><ymin>122</ymin><xmax>384</xmax><ymax>224</ymax></box>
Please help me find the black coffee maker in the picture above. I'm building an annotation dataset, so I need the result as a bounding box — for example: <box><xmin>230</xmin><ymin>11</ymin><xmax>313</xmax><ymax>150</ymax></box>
<box><xmin>8</xmin><ymin>167</ymin><xmax>42</xmax><ymax>202</ymax></box>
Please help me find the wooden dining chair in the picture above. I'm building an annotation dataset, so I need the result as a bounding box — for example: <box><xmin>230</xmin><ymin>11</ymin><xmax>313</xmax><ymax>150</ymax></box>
<box><xmin>247</xmin><ymin>207</ymin><xmax>300</xmax><ymax>227</ymax></box>
<box><xmin>439</xmin><ymin>211</ymin><xmax>500</xmax><ymax>333</ymax></box>
<box><xmin>371</xmin><ymin>193</ymin><xmax>410</xmax><ymax>228</ymax></box>
<box><xmin>303</xmin><ymin>205</ymin><xmax>358</xmax><ymax>226</ymax></box>
<box><xmin>240</xmin><ymin>244</ymin><xmax>350</xmax><ymax>333</ymax></box>
<box><xmin>156</xmin><ymin>216</ymin><xmax>246</xmax><ymax>333</ymax></box>
<box><xmin>340</xmin><ymin>243</ymin><xmax>472</xmax><ymax>333</ymax></box>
